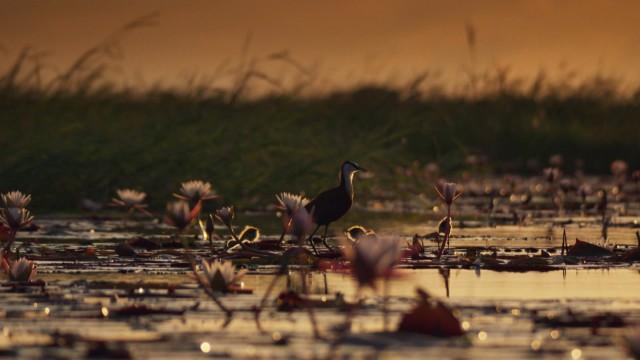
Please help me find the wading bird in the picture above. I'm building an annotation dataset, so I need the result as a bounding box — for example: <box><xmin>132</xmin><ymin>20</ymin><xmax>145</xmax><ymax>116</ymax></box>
<box><xmin>305</xmin><ymin>161</ymin><xmax>366</xmax><ymax>254</ymax></box>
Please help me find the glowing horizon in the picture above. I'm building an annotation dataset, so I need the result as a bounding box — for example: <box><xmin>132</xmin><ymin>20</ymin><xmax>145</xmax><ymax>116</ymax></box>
<box><xmin>2</xmin><ymin>0</ymin><xmax>639</xmax><ymax>93</ymax></box>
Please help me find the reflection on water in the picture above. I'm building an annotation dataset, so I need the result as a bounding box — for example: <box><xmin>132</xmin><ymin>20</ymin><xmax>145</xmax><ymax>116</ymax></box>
<box><xmin>406</xmin><ymin>268</ymin><xmax>640</xmax><ymax>300</ymax></box>
<box><xmin>17</xmin><ymin>211</ymin><xmax>640</xmax><ymax>359</ymax></box>
<box><xmin>240</xmin><ymin>211</ymin><xmax>640</xmax><ymax>247</ymax></box>
<box><xmin>53</xmin><ymin>268</ymin><xmax>640</xmax><ymax>302</ymax></box>
<box><xmin>249</xmin><ymin>268</ymin><xmax>640</xmax><ymax>300</ymax></box>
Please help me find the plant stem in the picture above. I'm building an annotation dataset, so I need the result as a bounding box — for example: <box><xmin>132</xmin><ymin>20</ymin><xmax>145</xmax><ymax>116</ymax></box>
<box><xmin>2</xmin><ymin>229</ymin><xmax>17</xmax><ymax>254</ymax></box>
<box><xmin>225</xmin><ymin>223</ymin><xmax>280</xmax><ymax>258</ymax></box>
<box><xmin>300</xmin><ymin>269</ymin><xmax>321</xmax><ymax>339</ymax></box>
<box><xmin>382</xmin><ymin>278</ymin><xmax>390</xmax><ymax>331</ymax></box>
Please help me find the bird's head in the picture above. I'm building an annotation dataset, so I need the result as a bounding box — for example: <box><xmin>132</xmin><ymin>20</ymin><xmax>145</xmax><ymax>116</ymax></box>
<box><xmin>340</xmin><ymin>161</ymin><xmax>367</xmax><ymax>197</ymax></box>
<box><xmin>341</xmin><ymin>161</ymin><xmax>367</xmax><ymax>177</ymax></box>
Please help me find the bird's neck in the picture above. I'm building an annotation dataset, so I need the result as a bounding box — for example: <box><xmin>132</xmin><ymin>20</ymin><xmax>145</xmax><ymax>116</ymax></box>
<box><xmin>340</xmin><ymin>169</ymin><xmax>356</xmax><ymax>200</ymax></box>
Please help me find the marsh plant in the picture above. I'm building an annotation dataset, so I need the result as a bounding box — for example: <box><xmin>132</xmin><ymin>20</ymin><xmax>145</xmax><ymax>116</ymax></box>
<box><xmin>198</xmin><ymin>214</ymin><xmax>216</xmax><ymax>250</ymax></box>
<box><xmin>434</xmin><ymin>182</ymin><xmax>461</xmax><ymax>258</ymax></box>
<box><xmin>189</xmin><ymin>198</ymin><xmax>319</xmax><ymax>334</ymax></box>
<box><xmin>210</xmin><ymin>206</ymin><xmax>276</xmax><ymax>257</ymax></box>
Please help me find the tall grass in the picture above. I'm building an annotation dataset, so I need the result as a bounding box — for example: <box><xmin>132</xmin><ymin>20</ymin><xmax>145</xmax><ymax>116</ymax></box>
<box><xmin>1</xmin><ymin>18</ymin><xmax>639</xmax><ymax>212</ymax></box>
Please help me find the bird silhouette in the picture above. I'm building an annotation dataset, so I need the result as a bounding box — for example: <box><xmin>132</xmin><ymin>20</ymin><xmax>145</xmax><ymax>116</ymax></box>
<box><xmin>305</xmin><ymin>161</ymin><xmax>366</xmax><ymax>254</ymax></box>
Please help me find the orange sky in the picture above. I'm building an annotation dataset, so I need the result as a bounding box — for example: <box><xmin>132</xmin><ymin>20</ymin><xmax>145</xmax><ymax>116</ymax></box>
<box><xmin>1</xmin><ymin>0</ymin><xmax>639</xmax><ymax>92</ymax></box>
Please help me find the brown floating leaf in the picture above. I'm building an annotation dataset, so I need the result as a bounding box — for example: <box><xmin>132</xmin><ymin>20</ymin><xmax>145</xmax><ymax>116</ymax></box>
<box><xmin>276</xmin><ymin>290</ymin><xmax>304</xmax><ymax>312</ymax></box>
<box><xmin>84</xmin><ymin>246</ymin><xmax>96</xmax><ymax>257</ymax></box>
<box><xmin>85</xmin><ymin>341</ymin><xmax>132</xmax><ymax>359</ymax></box>
<box><xmin>127</xmin><ymin>237</ymin><xmax>161</xmax><ymax>250</ymax></box>
<box><xmin>109</xmin><ymin>304</ymin><xmax>186</xmax><ymax>317</ymax></box>
<box><xmin>114</xmin><ymin>242</ymin><xmax>136</xmax><ymax>257</ymax></box>
<box><xmin>567</xmin><ymin>239</ymin><xmax>613</xmax><ymax>257</ymax></box>
<box><xmin>624</xmin><ymin>332</ymin><xmax>640</xmax><ymax>359</ymax></box>
<box><xmin>620</xmin><ymin>247</ymin><xmax>640</xmax><ymax>262</ymax></box>
<box><xmin>225</xmin><ymin>284</ymin><xmax>253</xmax><ymax>294</ymax></box>
<box><xmin>251</xmin><ymin>239</ymin><xmax>283</xmax><ymax>250</ymax></box>
<box><xmin>534</xmin><ymin>310</ymin><xmax>625</xmax><ymax>330</ymax></box>
<box><xmin>506</xmin><ymin>256</ymin><xmax>551</xmax><ymax>268</ymax></box>
<box><xmin>397</xmin><ymin>288</ymin><xmax>465</xmax><ymax>337</ymax></box>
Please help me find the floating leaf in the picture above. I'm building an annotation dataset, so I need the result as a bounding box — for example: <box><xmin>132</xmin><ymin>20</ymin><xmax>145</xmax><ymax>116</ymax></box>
<box><xmin>567</xmin><ymin>239</ymin><xmax>613</xmax><ymax>257</ymax></box>
<box><xmin>397</xmin><ymin>289</ymin><xmax>465</xmax><ymax>337</ymax></box>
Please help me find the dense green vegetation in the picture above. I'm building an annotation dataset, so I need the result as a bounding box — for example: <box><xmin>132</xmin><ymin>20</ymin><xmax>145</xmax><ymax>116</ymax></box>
<box><xmin>2</xmin><ymin>16</ymin><xmax>637</xmax><ymax>212</ymax></box>
<box><xmin>1</xmin><ymin>83</ymin><xmax>639</xmax><ymax>212</ymax></box>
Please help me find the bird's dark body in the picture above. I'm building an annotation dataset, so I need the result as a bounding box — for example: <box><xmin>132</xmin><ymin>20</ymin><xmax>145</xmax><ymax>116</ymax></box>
<box><xmin>305</xmin><ymin>186</ymin><xmax>352</xmax><ymax>225</ymax></box>
<box><xmin>303</xmin><ymin>161</ymin><xmax>364</xmax><ymax>253</ymax></box>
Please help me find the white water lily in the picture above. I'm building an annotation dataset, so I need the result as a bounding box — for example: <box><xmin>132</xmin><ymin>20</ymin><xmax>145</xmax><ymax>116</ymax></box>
<box><xmin>1</xmin><ymin>191</ymin><xmax>31</xmax><ymax>209</ymax></box>
<box><xmin>197</xmin><ymin>259</ymin><xmax>247</xmax><ymax>292</ymax></box>
<box><xmin>174</xmin><ymin>180</ymin><xmax>218</xmax><ymax>202</ymax></box>
<box><xmin>342</xmin><ymin>236</ymin><xmax>403</xmax><ymax>289</ymax></box>
<box><xmin>112</xmin><ymin>189</ymin><xmax>148</xmax><ymax>208</ymax></box>
<box><xmin>275</xmin><ymin>192</ymin><xmax>311</xmax><ymax>236</ymax></box>
<box><xmin>275</xmin><ymin>192</ymin><xmax>309</xmax><ymax>215</ymax></box>
<box><xmin>0</xmin><ymin>207</ymin><xmax>34</xmax><ymax>230</ymax></box>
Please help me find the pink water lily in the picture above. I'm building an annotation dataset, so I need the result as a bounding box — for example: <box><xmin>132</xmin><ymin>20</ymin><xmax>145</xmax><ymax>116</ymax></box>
<box><xmin>1</xmin><ymin>255</ymin><xmax>37</xmax><ymax>282</ymax></box>
<box><xmin>164</xmin><ymin>201</ymin><xmax>196</xmax><ymax>230</ymax></box>
<box><xmin>0</xmin><ymin>207</ymin><xmax>33</xmax><ymax>231</ymax></box>
<box><xmin>342</xmin><ymin>236</ymin><xmax>403</xmax><ymax>289</ymax></box>
<box><xmin>434</xmin><ymin>182</ymin><xmax>462</xmax><ymax>206</ymax></box>
<box><xmin>215</xmin><ymin>206</ymin><xmax>235</xmax><ymax>227</ymax></box>
<box><xmin>1</xmin><ymin>191</ymin><xmax>31</xmax><ymax>209</ymax></box>
<box><xmin>275</xmin><ymin>192</ymin><xmax>312</xmax><ymax>239</ymax></box>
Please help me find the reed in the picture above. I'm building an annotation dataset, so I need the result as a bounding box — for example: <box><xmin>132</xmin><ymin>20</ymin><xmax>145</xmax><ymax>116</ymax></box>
<box><xmin>1</xmin><ymin>18</ymin><xmax>639</xmax><ymax>212</ymax></box>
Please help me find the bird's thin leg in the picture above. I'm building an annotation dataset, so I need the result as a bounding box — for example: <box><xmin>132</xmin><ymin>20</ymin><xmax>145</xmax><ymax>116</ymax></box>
<box><xmin>307</xmin><ymin>225</ymin><xmax>321</xmax><ymax>255</ymax></box>
<box><xmin>321</xmin><ymin>224</ymin><xmax>334</xmax><ymax>252</ymax></box>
